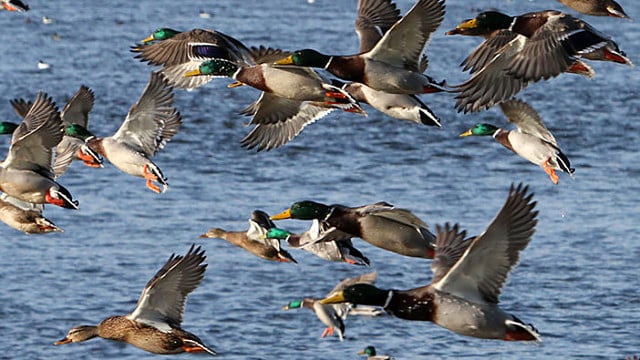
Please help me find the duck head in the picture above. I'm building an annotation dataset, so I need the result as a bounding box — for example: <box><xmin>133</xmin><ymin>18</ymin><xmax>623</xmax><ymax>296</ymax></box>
<box><xmin>64</xmin><ymin>123</ymin><xmax>96</xmax><ymax>141</ymax></box>
<box><xmin>270</xmin><ymin>201</ymin><xmax>331</xmax><ymax>220</ymax></box>
<box><xmin>184</xmin><ymin>59</ymin><xmax>238</xmax><ymax>77</ymax></box>
<box><xmin>0</xmin><ymin>121</ymin><xmax>19</xmax><ymax>135</ymax></box>
<box><xmin>321</xmin><ymin>283</ymin><xmax>388</xmax><ymax>307</ymax></box>
<box><xmin>447</xmin><ymin>11</ymin><xmax>513</xmax><ymax>36</ymax></box>
<box><xmin>460</xmin><ymin>123</ymin><xmax>500</xmax><ymax>137</ymax></box>
<box><xmin>45</xmin><ymin>186</ymin><xmax>79</xmax><ymax>209</ymax></box>
<box><xmin>141</xmin><ymin>28</ymin><xmax>181</xmax><ymax>43</ymax></box>
<box><xmin>54</xmin><ymin>325</ymin><xmax>98</xmax><ymax>345</ymax></box>
<box><xmin>358</xmin><ymin>346</ymin><xmax>378</xmax><ymax>357</ymax></box>
<box><xmin>274</xmin><ymin>49</ymin><xmax>331</xmax><ymax>68</ymax></box>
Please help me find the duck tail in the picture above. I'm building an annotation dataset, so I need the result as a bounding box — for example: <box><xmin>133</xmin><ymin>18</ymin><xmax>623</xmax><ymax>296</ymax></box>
<box><xmin>35</xmin><ymin>217</ymin><xmax>64</xmax><ymax>233</ymax></box>
<box><xmin>504</xmin><ymin>316</ymin><xmax>541</xmax><ymax>342</ymax></box>
<box><xmin>146</xmin><ymin>163</ymin><xmax>169</xmax><ymax>193</ymax></box>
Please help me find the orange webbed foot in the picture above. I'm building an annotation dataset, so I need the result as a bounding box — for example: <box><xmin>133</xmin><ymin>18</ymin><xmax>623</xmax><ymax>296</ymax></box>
<box><xmin>146</xmin><ymin>179</ymin><xmax>162</xmax><ymax>194</ymax></box>
<box><xmin>542</xmin><ymin>159</ymin><xmax>559</xmax><ymax>184</ymax></box>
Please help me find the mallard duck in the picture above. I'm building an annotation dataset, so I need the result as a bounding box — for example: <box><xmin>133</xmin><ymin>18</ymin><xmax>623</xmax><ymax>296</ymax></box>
<box><xmin>557</xmin><ymin>0</ymin><xmax>629</xmax><ymax>18</ymax></box>
<box><xmin>321</xmin><ymin>183</ymin><xmax>541</xmax><ymax>341</ymax></box>
<box><xmin>335</xmin><ymin>0</ymin><xmax>440</xmax><ymax>126</ymax></box>
<box><xmin>271</xmin><ymin>201</ymin><xmax>435</xmax><ymax>258</ymax></box>
<box><xmin>185</xmin><ymin>57</ymin><xmax>365</xmax><ymax>151</ymax></box>
<box><xmin>358</xmin><ymin>345</ymin><xmax>392</xmax><ymax>360</ymax></box>
<box><xmin>445</xmin><ymin>16</ymin><xmax>595</xmax><ymax>79</ymax></box>
<box><xmin>460</xmin><ymin>99</ymin><xmax>574</xmax><ymax>184</ymax></box>
<box><xmin>64</xmin><ymin>72</ymin><xmax>181</xmax><ymax>194</ymax></box>
<box><xmin>55</xmin><ymin>245</ymin><xmax>216</xmax><ymax>355</ymax></box>
<box><xmin>1</xmin><ymin>0</ymin><xmax>29</xmax><ymax>12</ymax></box>
<box><xmin>0</xmin><ymin>93</ymin><xmax>78</xmax><ymax>209</ymax></box>
<box><xmin>283</xmin><ymin>272</ymin><xmax>379</xmax><ymax>341</ymax></box>
<box><xmin>132</xmin><ymin>28</ymin><xmax>254</xmax><ymax>89</ymax></box>
<box><xmin>265</xmin><ymin>219</ymin><xmax>370</xmax><ymax>265</ymax></box>
<box><xmin>450</xmin><ymin>10</ymin><xmax>632</xmax><ymax>112</ymax></box>
<box><xmin>200</xmin><ymin>210</ymin><xmax>297</xmax><ymax>263</ymax></box>
<box><xmin>10</xmin><ymin>86</ymin><xmax>103</xmax><ymax>176</ymax></box>
<box><xmin>274</xmin><ymin>0</ymin><xmax>447</xmax><ymax>95</ymax></box>
<box><xmin>0</xmin><ymin>193</ymin><xmax>62</xmax><ymax>234</ymax></box>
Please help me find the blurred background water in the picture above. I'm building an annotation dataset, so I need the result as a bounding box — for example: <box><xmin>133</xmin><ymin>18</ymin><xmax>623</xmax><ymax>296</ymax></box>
<box><xmin>0</xmin><ymin>0</ymin><xmax>638</xmax><ymax>359</ymax></box>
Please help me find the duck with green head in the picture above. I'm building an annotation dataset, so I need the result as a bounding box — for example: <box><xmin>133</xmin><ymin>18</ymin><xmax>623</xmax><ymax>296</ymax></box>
<box><xmin>265</xmin><ymin>220</ymin><xmax>370</xmax><ymax>265</ymax></box>
<box><xmin>283</xmin><ymin>272</ymin><xmax>378</xmax><ymax>341</ymax></box>
<box><xmin>450</xmin><ymin>9</ymin><xmax>632</xmax><ymax>112</ymax></box>
<box><xmin>460</xmin><ymin>99</ymin><xmax>574</xmax><ymax>184</ymax></box>
<box><xmin>333</xmin><ymin>0</ymin><xmax>441</xmax><ymax>126</ymax></box>
<box><xmin>0</xmin><ymin>93</ymin><xmax>79</xmax><ymax>209</ymax></box>
<box><xmin>10</xmin><ymin>86</ymin><xmax>104</xmax><ymax>175</ymax></box>
<box><xmin>132</xmin><ymin>27</ymin><xmax>255</xmax><ymax>90</ymax></box>
<box><xmin>185</xmin><ymin>58</ymin><xmax>365</xmax><ymax>151</ymax></box>
<box><xmin>200</xmin><ymin>210</ymin><xmax>297</xmax><ymax>263</ymax></box>
<box><xmin>270</xmin><ymin>200</ymin><xmax>436</xmax><ymax>258</ymax></box>
<box><xmin>65</xmin><ymin>72</ymin><xmax>181</xmax><ymax>194</ymax></box>
<box><xmin>274</xmin><ymin>0</ymin><xmax>447</xmax><ymax>95</ymax></box>
<box><xmin>55</xmin><ymin>245</ymin><xmax>216</xmax><ymax>356</ymax></box>
<box><xmin>321</xmin><ymin>184</ymin><xmax>541</xmax><ymax>342</ymax></box>
<box><xmin>358</xmin><ymin>345</ymin><xmax>392</xmax><ymax>360</ymax></box>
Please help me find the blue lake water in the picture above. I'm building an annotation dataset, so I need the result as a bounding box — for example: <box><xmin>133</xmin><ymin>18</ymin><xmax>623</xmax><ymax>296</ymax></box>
<box><xmin>0</xmin><ymin>0</ymin><xmax>639</xmax><ymax>359</ymax></box>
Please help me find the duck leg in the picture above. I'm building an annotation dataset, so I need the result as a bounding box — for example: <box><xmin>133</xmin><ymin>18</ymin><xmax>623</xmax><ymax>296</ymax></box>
<box><xmin>320</xmin><ymin>327</ymin><xmax>334</xmax><ymax>338</ymax></box>
<box><xmin>76</xmin><ymin>149</ymin><xmax>102</xmax><ymax>168</ymax></box>
<box><xmin>143</xmin><ymin>165</ymin><xmax>162</xmax><ymax>194</ymax></box>
<box><xmin>542</xmin><ymin>159</ymin><xmax>559</xmax><ymax>184</ymax></box>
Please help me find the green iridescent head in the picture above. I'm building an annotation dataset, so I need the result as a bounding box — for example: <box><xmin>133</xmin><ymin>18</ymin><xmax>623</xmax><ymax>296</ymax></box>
<box><xmin>358</xmin><ymin>346</ymin><xmax>377</xmax><ymax>356</ymax></box>
<box><xmin>473</xmin><ymin>11</ymin><xmax>513</xmax><ymax>31</ymax></box>
<box><xmin>283</xmin><ymin>300</ymin><xmax>302</xmax><ymax>310</ymax></box>
<box><xmin>459</xmin><ymin>123</ymin><xmax>500</xmax><ymax>137</ymax></box>
<box><xmin>0</xmin><ymin>121</ymin><xmax>19</xmax><ymax>135</ymax></box>
<box><xmin>274</xmin><ymin>49</ymin><xmax>331</xmax><ymax>68</ymax></box>
<box><xmin>321</xmin><ymin>284</ymin><xmax>388</xmax><ymax>307</ymax></box>
<box><xmin>270</xmin><ymin>201</ymin><xmax>331</xmax><ymax>220</ymax></box>
<box><xmin>142</xmin><ymin>28</ymin><xmax>181</xmax><ymax>43</ymax></box>
<box><xmin>184</xmin><ymin>59</ymin><xmax>239</xmax><ymax>78</ymax></box>
<box><xmin>64</xmin><ymin>123</ymin><xmax>96</xmax><ymax>140</ymax></box>
<box><xmin>266</xmin><ymin>228</ymin><xmax>291</xmax><ymax>240</ymax></box>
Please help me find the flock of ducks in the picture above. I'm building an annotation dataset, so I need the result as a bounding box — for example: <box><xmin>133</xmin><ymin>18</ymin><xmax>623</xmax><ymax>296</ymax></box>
<box><xmin>1</xmin><ymin>0</ymin><xmax>633</xmax><ymax>358</ymax></box>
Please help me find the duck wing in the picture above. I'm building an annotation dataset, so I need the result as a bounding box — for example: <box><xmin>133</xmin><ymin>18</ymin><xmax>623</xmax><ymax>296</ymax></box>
<box><xmin>499</xmin><ymin>99</ymin><xmax>558</xmax><ymax>146</ymax></box>
<box><xmin>128</xmin><ymin>245</ymin><xmax>207</xmax><ymax>330</ymax></box>
<box><xmin>432</xmin><ymin>184</ymin><xmax>537</xmax><ymax>304</ymax></box>
<box><xmin>454</xmin><ymin>35</ymin><xmax>530</xmax><ymax>113</ymax></box>
<box><xmin>61</xmin><ymin>85</ymin><xmax>94</xmax><ymax>127</ymax></box>
<box><xmin>328</xmin><ymin>271</ymin><xmax>378</xmax><ymax>296</ymax></box>
<box><xmin>112</xmin><ymin>72</ymin><xmax>182</xmax><ymax>157</ymax></box>
<box><xmin>430</xmin><ymin>224</ymin><xmax>471</xmax><ymax>284</ymax></box>
<box><xmin>461</xmin><ymin>30</ymin><xmax>518</xmax><ymax>74</ymax></box>
<box><xmin>250</xmin><ymin>46</ymin><xmax>293</xmax><ymax>64</ymax></box>
<box><xmin>355</xmin><ymin>0</ymin><xmax>401</xmax><ymax>53</ymax></box>
<box><xmin>9</xmin><ymin>98</ymin><xmax>33</xmax><ymax>119</ymax></box>
<box><xmin>240</xmin><ymin>93</ymin><xmax>334</xmax><ymax>151</ymax></box>
<box><xmin>367</xmin><ymin>0</ymin><xmax>445</xmax><ymax>72</ymax></box>
<box><xmin>4</xmin><ymin>93</ymin><xmax>62</xmax><ymax>175</ymax></box>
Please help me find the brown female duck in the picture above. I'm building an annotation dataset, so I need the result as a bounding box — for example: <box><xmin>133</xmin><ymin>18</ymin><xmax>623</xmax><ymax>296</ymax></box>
<box><xmin>55</xmin><ymin>245</ymin><xmax>216</xmax><ymax>356</ymax></box>
<box><xmin>200</xmin><ymin>210</ymin><xmax>297</xmax><ymax>263</ymax></box>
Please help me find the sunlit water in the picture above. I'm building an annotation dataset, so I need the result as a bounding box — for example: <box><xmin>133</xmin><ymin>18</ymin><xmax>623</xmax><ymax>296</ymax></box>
<box><xmin>0</xmin><ymin>0</ymin><xmax>638</xmax><ymax>359</ymax></box>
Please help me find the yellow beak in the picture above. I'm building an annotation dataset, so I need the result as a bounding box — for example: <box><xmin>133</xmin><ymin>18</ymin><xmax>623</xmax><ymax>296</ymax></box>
<box><xmin>270</xmin><ymin>208</ymin><xmax>292</xmax><ymax>220</ymax></box>
<box><xmin>273</xmin><ymin>55</ymin><xmax>295</xmax><ymax>65</ymax></box>
<box><xmin>357</xmin><ymin>349</ymin><xmax>366</xmax><ymax>355</ymax></box>
<box><xmin>456</xmin><ymin>18</ymin><xmax>478</xmax><ymax>29</ymax></box>
<box><xmin>184</xmin><ymin>69</ymin><xmax>202</xmax><ymax>77</ymax></box>
<box><xmin>459</xmin><ymin>129</ymin><xmax>473</xmax><ymax>137</ymax></box>
<box><xmin>141</xmin><ymin>35</ymin><xmax>155</xmax><ymax>43</ymax></box>
<box><xmin>320</xmin><ymin>291</ymin><xmax>345</xmax><ymax>305</ymax></box>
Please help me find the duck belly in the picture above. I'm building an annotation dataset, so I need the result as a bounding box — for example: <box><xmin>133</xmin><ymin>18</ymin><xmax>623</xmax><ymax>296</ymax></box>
<box><xmin>0</xmin><ymin>168</ymin><xmax>54</xmax><ymax>203</ymax></box>
<box><xmin>359</xmin><ymin>216</ymin><xmax>431</xmax><ymax>258</ymax></box>
<box><xmin>432</xmin><ymin>294</ymin><xmax>509</xmax><ymax>339</ymax></box>
<box><xmin>508</xmin><ymin>132</ymin><xmax>559</xmax><ymax>169</ymax></box>
<box><xmin>101</xmin><ymin>140</ymin><xmax>152</xmax><ymax>178</ymax></box>
<box><xmin>261</xmin><ymin>67</ymin><xmax>326</xmax><ymax>101</ymax></box>
<box><xmin>362</xmin><ymin>61</ymin><xmax>427</xmax><ymax>94</ymax></box>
